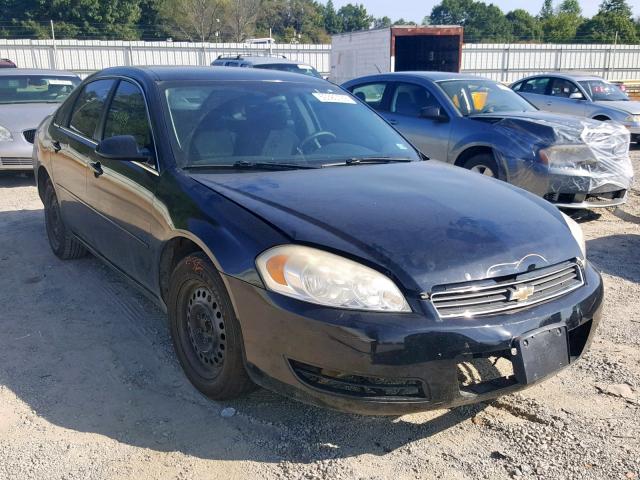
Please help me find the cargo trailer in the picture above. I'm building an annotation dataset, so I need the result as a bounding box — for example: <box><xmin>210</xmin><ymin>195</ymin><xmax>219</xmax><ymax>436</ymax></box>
<box><xmin>330</xmin><ymin>26</ymin><xmax>463</xmax><ymax>84</ymax></box>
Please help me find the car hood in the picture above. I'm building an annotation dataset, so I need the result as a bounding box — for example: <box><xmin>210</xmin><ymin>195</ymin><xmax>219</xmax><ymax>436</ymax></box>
<box><xmin>593</xmin><ymin>100</ymin><xmax>640</xmax><ymax>114</ymax></box>
<box><xmin>0</xmin><ymin>103</ymin><xmax>59</xmax><ymax>131</ymax></box>
<box><xmin>470</xmin><ymin>110</ymin><xmax>604</xmax><ymax>143</ymax></box>
<box><xmin>191</xmin><ymin>161</ymin><xmax>581</xmax><ymax>293</ymax></box>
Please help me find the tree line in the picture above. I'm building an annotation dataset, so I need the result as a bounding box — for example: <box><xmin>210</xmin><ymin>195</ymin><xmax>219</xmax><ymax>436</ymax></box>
<box><xmin>0</xmin><ymin>0</ymin><xmax>638</xmax><ymax>43</ymax></box>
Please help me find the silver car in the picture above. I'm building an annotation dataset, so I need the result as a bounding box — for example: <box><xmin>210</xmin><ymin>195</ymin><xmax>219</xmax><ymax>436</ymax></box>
<box><xmin>511</xmin><ymin>73</ymin><xmax>640</xmax><ymax>142</ymax></box>
<box><xmin>0</xmin><ymin>69</ymin><xmax>80</xmax><ymax>170</ymax></box>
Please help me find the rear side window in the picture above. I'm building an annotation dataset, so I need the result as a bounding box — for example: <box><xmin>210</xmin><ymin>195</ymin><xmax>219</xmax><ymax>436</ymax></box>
<box><xmin>519</xmin><ymin>77</ymin><xmax>550</xmax><ymax>95</ymax></box>
<box><xmin>103</xmin><ymin>80</ymin><xmax>152</xmax><ymax>152</ymax></box>
<box><xmin>350</xmin><ymin>83</ymin><xmax>388</xmax><ymax>110</ymax></box>
<box><xmin>68</xmin><ymin>80</ymin><xmax>114</xmax><ymax>140</ymax></box>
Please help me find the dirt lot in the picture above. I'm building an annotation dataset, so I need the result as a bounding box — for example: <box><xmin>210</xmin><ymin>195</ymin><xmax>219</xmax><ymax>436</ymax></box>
<box><xmin>1</xmin><ymin>152</ymin><xmax>639</xmax><ymax>480</ymax></box>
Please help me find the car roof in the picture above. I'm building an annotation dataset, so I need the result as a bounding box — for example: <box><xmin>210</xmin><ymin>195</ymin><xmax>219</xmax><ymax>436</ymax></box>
<box><xmin>213</xmin><ymin>56</ymin><xmax>308</xmax><ymax>66</ymax></box>
<box><xmin>517</xmin><ymin>72</ymin><xmax>604</xmax><ymax>82</ymax></box>
<box><xmin>344</xmin><ymin>71</ymin><xmax>493</xmax><ymax>84</ymax></box>
<box><xmin>93</xmin><ymin>65</ymin><xmax>328</xmax><ymax>85</ymax></box>
<box><xmin>0</xmin><ymin>68</ymin><xmax>79</xmax><ymax>77</ymax></box>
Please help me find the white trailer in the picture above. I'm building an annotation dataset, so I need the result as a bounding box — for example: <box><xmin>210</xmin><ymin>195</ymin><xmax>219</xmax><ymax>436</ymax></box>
<box><xmin>330</xmin><ymin>26</ymin><xmax>463</xmax><ymax>84</ymax></box>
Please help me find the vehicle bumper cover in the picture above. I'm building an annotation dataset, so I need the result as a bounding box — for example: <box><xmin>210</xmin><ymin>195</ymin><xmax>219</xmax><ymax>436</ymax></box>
<box><xmin>0</xmin><ymin>133</ymin><xmax>34</xmax><ymax>170</ymax></box>
<box><xmin>225</xmin><ymin>263</ymin><xmax>603</xmax><ymax>415</ymax></box>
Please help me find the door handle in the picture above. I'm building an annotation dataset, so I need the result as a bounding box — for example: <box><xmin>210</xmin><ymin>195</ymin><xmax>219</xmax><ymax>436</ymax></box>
<box><xmin>52</xmin><ymin>140</ymin><xmax>61</xmax><ymax>152</ymax></box>
<box><xmin>90</xmin><ymin>161</ymin><xmax>103</xmax><ymax>178</ymax></box>
<box><xmin>388</xmin><ymin>119</ymin><xmax>399</xmax><ymax>125</ymax></box>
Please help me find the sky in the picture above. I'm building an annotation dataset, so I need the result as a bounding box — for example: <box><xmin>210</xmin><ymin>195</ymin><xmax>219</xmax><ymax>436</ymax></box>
<box><xmin>327</xmin><ymin>0</ymin><xmax>639</xmax><ymax>23</ymax></box>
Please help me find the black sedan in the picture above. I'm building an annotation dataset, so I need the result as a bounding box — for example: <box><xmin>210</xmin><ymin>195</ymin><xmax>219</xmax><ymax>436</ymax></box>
<box><xmin>34</xmin><ymin>67</ymin><xmax>603</xmax><ymax>415</ymax></box>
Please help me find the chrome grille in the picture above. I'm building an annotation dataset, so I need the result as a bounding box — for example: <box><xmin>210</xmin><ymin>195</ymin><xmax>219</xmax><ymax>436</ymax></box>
<box><xmin>0</xmin><ymin>157</ymin><xmax>32</xmax><ymax>166</ymax></box>
<box><xmin>429</xmin><ymin>261</ymin><xmax>584</xmax><ymax>318</ymax></box>
<box><xmin>22</xmin><ymin>129</ymin><xmax>36</xmax><ymax>144</ymax></box>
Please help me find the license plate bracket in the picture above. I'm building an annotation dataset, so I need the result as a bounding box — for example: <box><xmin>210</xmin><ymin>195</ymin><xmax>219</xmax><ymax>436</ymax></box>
<box><xmin>512</xmin><ymin>324</ymin><xmax>569</xmax><ymax>385</ymax></box>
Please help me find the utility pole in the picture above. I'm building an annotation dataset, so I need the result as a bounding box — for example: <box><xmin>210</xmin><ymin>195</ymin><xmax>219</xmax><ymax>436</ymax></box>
<box><xmin>50</xmin><ymin>20</ymin><xmax>57</xmax><ymax>70</ymax></box>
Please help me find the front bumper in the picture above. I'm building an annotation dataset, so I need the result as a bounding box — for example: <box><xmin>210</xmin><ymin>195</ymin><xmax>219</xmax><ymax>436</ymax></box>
<box><xmin>226</xmin><ymin>263</ymin><xmax>603</xmax><ymax>415</ymax></box>
<box><xmin>0</xmin><ymin>129</ymin><xmax>35</xmax><ymax>170</ymax></box>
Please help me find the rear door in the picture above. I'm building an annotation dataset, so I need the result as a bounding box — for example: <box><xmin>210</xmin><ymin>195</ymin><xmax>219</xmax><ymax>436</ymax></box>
<box><xmin>514</xmin><ymin>77</ymin><xmax>551</xmax><ymax>110</ymax></box>
<box><xmin>384</xmin><ymin>81</ymin><xmax>451</xmax><ymax>161</ymax></box>
<box><xmin>50</xmin><ymin>79</ymin><xmax>116</xmax><ymax>243</ymax></box>
<box><xmin>84</xmin><ymin>79</ymin><xmax>159</xmax><ymax>289</ymax></box>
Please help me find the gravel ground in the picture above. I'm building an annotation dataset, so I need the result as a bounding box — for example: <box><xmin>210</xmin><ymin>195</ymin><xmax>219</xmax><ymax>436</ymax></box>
<box><xmin>0</xmin><ymin>151</ymin><xmax>639</xmax><ymax>480</ymax></box>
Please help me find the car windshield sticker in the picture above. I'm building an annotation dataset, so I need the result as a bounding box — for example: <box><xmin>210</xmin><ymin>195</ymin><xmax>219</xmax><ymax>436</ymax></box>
<box><xmin>312</xmin><ymin>92</ymin><xmax>356</xmax><ymax>104</ymax></box>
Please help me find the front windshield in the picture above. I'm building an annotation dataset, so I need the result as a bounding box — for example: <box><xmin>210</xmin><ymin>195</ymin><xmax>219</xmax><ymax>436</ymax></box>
<box><xmin>254</xmin><ymin>63</ymin><xmax>322</xmax><ymax>78</ymax></box>
<box><xmin>0</xmin><ymin>75</ymin><xmax>80</xmax><ymax>104</ymax></box>
<box><xmin>163</xmin><ymin>81</ymin><xmax>419</xmax><ymax>169</ymax></box>
<box><xmin>437</xmin><ymin>79</ymin><xmax>537</xmax><ymax>116</ymax></box>
<box><xmin>579</xmin><ymin>80</ymin><xmax>628</xmax><ymax>101</ymax></box>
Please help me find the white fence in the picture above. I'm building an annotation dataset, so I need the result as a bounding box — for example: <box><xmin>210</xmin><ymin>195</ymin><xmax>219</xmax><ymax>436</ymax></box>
<box><xmin>1</xmin><ymin>39</ymin><xmax>640</xmax><ymax>82</ymax></box>
<box><xmin>463</xmin><ymin>43</ymin><xmax>640</xmax><ymax>82</ymax></box>
<box><xmin>0</xmin><ymin>39</ymin><xmax>331</xmax><ymax>76</ymax></box>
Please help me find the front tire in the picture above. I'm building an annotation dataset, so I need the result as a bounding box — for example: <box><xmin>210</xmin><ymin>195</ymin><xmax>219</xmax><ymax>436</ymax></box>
<box><xmin>463</xmin><ymin>153</ymin><xmax>499</xmax><ymax>178</ymax></box>
<box><xmin>168</xmin><ymin>252</ymin><xmax>254</xmax><ymax>400</ymax></box>
<box><xmin>44</xmin><ymin>180</ymin><xmax>87</xmax><ymax>260</ymax></box>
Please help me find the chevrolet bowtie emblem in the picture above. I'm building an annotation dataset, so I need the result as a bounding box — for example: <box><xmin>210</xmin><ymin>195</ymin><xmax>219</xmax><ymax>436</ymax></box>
<box><xmin>508</xmin><ymin>284</ymin><xmax>535</xmax><ymax>302</ymax></box>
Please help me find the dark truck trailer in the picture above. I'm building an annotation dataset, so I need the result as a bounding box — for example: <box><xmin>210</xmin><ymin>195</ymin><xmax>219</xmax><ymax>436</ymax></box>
<box><xmin>330</xmin><ymin>26</ymin><xmax>463</xmax><ymax>84</ymax></box>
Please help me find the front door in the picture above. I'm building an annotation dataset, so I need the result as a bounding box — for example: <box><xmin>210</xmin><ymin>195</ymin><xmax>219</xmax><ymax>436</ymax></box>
<box><xmin>384</xmin><ymin>82</ymin><xmax>451</xmax><ymax>161</ymax></box>
<box><xmin>84</xmin><ymin>79</ymin><xmax>159</xmax><ymax>289</ymax></box>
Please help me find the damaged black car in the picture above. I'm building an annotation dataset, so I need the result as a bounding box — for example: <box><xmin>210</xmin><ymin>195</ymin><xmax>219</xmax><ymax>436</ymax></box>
<box><xmin>34</xmin><ymin>67</ymin><xmax>603</xmax><ymax>414</ymax></box>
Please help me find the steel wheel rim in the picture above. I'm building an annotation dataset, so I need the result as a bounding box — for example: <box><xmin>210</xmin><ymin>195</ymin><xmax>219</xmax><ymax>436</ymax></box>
<box><xmin>45</xmin><ymin>192</ymin><xmax>63</xmax><ymax>250</ymax></box>
<box><xmin>182</xmin><ymin>284</ymin><xmax>226</xmax><ymax>379</ymax></box>
<box><xmin>470</xmin><ymin>164</ymin><xmax>495</xmax><ymax>177</ymax></box>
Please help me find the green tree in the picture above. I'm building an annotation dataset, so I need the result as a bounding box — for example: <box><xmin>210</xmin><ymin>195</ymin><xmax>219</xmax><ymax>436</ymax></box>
<box><xmin>539</xmin><ymin>0</ymin><xmax>554</xmax><ymax>19</ymax></box>
<box><xmin>336</xmin><ymin>3</ymin><xmax>371</xmax><ymax>32</ymax></box>
<box><xmin>322</xmin><ymin>0</ymin><xmax>342</xmax><ymax>34</ymax></box>
<box><xmin>429</xmin><ymin>0</ymin><xmax>512</xmax><ymax>42</ymax></box>
<box><xmin>541</xmin><ymin>0</ymin><xmax>583</xmax><ymax>42</ymax></box>
<box><xmin>160</xmin><ymin>0</ymin><xmax>227</xmax><ymax>42</ymax></box>
<box><xmin>392</xmin><ymin>18</ymin><xmax>417</xmax><ymax>26</ymax></box>
<box><xmin>577</xmin><ymin>0</ymin><xmax>637</xmax><ymax>42</ymax></box>
<box><xmin>372</xmin><ymin>16</ymin><xmax>392</xmax><ymax>29</ymax></box>
<box><xmin>507</xmin><ymin>9</ymin><xmax>543</xmax><ymax>41</ymax></box>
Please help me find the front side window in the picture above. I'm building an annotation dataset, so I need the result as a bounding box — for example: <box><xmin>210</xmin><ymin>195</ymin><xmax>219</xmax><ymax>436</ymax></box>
<box><xmin>437</xmin><ymin>79</ymin><xmax>537</xmax><ymax>116</ymax></box>
<box><xmin>390</xmin><ymin>83</ymin><xmax>441</xmax><ymax>117</ymax></box>
<box><xmin>350</xmin><ymin>83</ymin><xmax>389</xmax><ymax>110</ymax></box>
<box><xmin>578</xmin><ymin>80</ymin><xmax>628</xmax><ymax>101</ymax></box>
<box><xmin>550</xmin><ymin>79</ymin><xmax>581</xmax><ymax>98</ymax></box>
<box><xmin>68</xmin><ymin>80</ymin><xmax>115</xmax><ymax>140</ymax></box>
<box><xmin>103</xmin><ymin>80</ymin><xmax>153</xmax><ymax>154</ymax></box>
<box><xmin>0</xmin><ymin>75</ymin><xmax>80</xmax><ymax>105</ymax></box>
<box><xmin>163</xmin><ymin>81</ymin><xmax>420</xmax><ymax>169</ymax></box>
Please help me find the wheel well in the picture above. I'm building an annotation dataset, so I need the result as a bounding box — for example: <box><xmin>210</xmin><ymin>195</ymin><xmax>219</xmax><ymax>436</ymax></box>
<box><xmin>37</xmin><ymin>166</ymin><xmax>51</xmax><ymax>201</ymax></box>
<box><xmin>454</xmin><ymin>146</ymin><xmax>494</xmax><ymax>168</ymax></box>
<box><xmin>159</xmin><ymin>237</ymin><xmax>204</xmax><ymax>302</ymax></box>
<box><xmin>593</xmin><ymin>115</ymin><xmax>610</xmax><ymax>121</ymax></box>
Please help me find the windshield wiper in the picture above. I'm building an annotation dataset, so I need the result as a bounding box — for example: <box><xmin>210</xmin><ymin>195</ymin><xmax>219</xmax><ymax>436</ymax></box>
<box><xmin>184</xmin><ymin>161</ymin><xmax>318</xmax><ymax>171</ymax></box>
<box><xmin>322</xmin><ymin>157</ymin><xmax>414</xmax><ymax>167</ymax></box>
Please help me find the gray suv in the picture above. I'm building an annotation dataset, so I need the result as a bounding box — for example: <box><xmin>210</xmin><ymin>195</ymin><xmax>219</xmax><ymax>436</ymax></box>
<box><xmin>211</xmin><ymin>55</ymin><xmax>322</xmax><ymax>78</ymax></box>
<box><xmin>511</xmin><ymin>73</ymin><xmax>640</xmax><ymax>142</ymax></box>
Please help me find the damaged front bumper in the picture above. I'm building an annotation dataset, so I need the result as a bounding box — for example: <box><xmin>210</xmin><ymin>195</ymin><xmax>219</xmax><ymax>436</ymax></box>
<box><xmin>227</xmin><ymin>262</ymin><xmax>603</xmax><ymax>415</ymax></box>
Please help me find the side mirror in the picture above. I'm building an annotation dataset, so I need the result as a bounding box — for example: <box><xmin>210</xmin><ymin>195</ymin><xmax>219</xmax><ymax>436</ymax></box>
<box><xmin>95</xmin><ymin>135</ymin><xmax>151</xmax><ymax>162</ymax></box>
<box><xmin>420</xmin><ymin>106</ymin><xmax>448</xmax><ymax>122</ymax></box>
<box><xmin>569</xmin><ymin>92</ymin><xmax>584</xmax><ymax>100</ymax></box>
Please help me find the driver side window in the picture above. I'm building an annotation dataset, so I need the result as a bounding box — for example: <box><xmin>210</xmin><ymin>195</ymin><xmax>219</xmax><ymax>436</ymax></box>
<box><xmin>103</xmin><ymin>80</ymin><xmax>154</xmax><ymax>166</ymax></box>
<box><xmin>390</xmin><ymin>83</ymin><xmax>440</xmax><ymax>118</ymax></box>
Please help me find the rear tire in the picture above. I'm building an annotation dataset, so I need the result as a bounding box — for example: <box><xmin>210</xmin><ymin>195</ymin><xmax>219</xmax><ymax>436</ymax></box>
<box><xmin>463</xmin><ymin>154</ymin><xmax>499</xmax><ymax>178</ymax></box>
<box><xmin>44</xmin><ymin>180</ymin><xmax>87</xmax><ymax>260</ymax></box>
<box><xmin>168</xmin><ymin>252</ymin><xmax>254</xmax><ymax>400</ymax></box>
